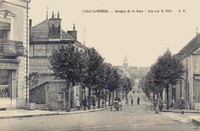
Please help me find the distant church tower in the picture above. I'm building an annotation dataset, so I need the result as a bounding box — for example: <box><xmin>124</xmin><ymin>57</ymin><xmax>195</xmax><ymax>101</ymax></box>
<box><xmin>123</xmin><ymin>55</ymin><xmax>128</xmax><ymax>70</ymax></box>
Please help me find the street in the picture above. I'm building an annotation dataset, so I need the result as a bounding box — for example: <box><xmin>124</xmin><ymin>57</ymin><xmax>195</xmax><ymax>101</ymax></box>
<box><xmin>0</xmin><ymin>86</ymin><xmax>198</xmax><ymax>131</ymax></box>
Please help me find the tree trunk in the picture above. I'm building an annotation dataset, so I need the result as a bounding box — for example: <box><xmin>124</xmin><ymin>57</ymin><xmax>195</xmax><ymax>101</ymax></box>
<box><xmin>104</xmin><ymin>89</ymin><xmax>107</xmax><ymax>107</ymax></box>
<box><xmin>112</xmin><ymin>91</ymin><xmax>115</xmax><ymax>103</ymax></box>
<box><xmin>153</xmin><ymin>92</ymin><xmax>155</xmax><ymax>100</ymax></box>
<box><xmin>166</xmin><ymin>85</ymin><xmax>169</xmax><ymax>110</ymax></box>
<box><xmin>108</xmin><ymin>91</ymin><xmax>111</xmax><ymax>106</ymax></box>
<box><xmin>88</xmin><ymin>87</ymin><xmax>91</xmax><ymax>110</ymax></box>
<box><xmin>97</xmin><ymin>90</ymin><xmax>101</xmax><ymax>108</ymax></box>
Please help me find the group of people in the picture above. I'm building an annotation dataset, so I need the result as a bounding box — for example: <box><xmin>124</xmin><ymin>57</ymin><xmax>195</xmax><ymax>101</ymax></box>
<box><xmin>125</xmin><ymin>96</ymin><xmax>141</xmax><ymax>106</ymax></box>
<box><xmin>153</xmin><ymin>98</ymin><xmax>164</xmax><ymax>113</ymax></box>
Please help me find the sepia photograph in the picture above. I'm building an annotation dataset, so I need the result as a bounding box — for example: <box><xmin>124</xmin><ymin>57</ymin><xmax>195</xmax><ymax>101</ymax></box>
<box><xmin>0</xmin><ymin>0</ymin><xmax>200</xmax><ymax>130</ymax></box>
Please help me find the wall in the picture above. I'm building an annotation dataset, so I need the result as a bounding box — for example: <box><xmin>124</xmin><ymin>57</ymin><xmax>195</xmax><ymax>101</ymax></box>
<box><xmin>45</xmin><ymin>81</ymin><xmax>66</xmax><ymax>110</ymax></box>
<box><xmin>192</xmin><ymin>55</ymin><xmax>200</xmax><ymax>106</ymax></box>
<box><xmin>30</xmin><ymin>84</ymin><xmax>46</xmax><ymax>104</ymax></box>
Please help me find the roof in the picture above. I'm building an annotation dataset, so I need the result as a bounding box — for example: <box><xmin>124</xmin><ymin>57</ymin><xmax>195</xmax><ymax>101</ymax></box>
<box><xmin>31</xmin><ymin>19</ymin><xmax>75</xmax><ymax>42</ymax></box>
<box><xmin>177</xmin><ymin>33</ymin><xmax>200</xmax><ymax>57</ymax></box>
<box><xmin>30</xmin><ymin>80</ymin><xmax>66</xmax><ymax>90</ymax></box>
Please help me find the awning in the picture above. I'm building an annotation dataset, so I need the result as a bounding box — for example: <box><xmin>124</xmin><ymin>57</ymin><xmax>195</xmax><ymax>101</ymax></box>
<box><xmin>0</xmin><ymin>22</ymin><xmax>10</xmax><ymax>30</ymax></box>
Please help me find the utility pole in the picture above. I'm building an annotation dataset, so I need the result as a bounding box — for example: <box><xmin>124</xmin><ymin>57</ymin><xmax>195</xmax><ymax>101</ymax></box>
<box><xmin>83</xmin><ymin>29</ymin><xmax>86</xmax><ymax>46</ymax></box>
<box><xmin>25</xmin><ymin>0</ymin><xmax>31</xmax><ymax>103</ymax></box>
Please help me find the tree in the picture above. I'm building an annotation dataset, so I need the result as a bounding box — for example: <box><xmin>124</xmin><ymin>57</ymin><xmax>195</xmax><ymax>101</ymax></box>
<box><xmin>82</xmin><ymin>47</ymin><xmax>104</xmax><ymax>110</ymax></box>
<box><xmin>156</xmin><ymin>49</ymin><xmax>184</xmax><ymax>109</ymax></box>
<box><xmin>27</xmin><ymin>72</ymin><xmax>39</xmax><ymax>90</ymax></box>
<box><xmin>49</xmin><ymin>44</ymin><xmax>87</xmax><ymax>111</ymax></box>
<box><xmin>144</xmin><ymin>49</ymin><xmax>185</xmax><ymax>110</ymax></box>
<box><xmin>121</xmin><ymin>76</ymin><xmax>132</xmax><ymax>96</ymax></box>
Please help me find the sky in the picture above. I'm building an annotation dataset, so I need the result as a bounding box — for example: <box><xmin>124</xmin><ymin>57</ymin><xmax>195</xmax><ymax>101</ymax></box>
<box><xmin>29</xmin><ymin>0</ymin><xmax>200</xmax><ymax>67</ymax></box>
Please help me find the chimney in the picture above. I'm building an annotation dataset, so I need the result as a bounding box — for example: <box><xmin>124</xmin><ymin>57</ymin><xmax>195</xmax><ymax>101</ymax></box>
<box><xmin>52</xmin><ymin>11</ymin><xmax>54</xmax><ymax>19</ymax></box>
<box><xmin>57</xmin><ymin>12</ymin><xmax>60</xmax><ymax>18</ymax></box>
<box><xmin>67</xmin><ymin>24</ymin><xmax>77</xmax><ymax>40</ymax></box>
<box><xmin>48</xmin><ymin>11</ymin><xmax>62</xmax><ymax>39</ymax></box>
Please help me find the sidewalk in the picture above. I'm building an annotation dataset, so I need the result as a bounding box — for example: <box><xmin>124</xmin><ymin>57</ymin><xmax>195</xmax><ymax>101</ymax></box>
<box><xmin>0</xmin><ymin>107</ymin><xmax>109</xmax><ymax>119</ymax></box>
<box><xmin>160</xmin><ymin>108</ymin><xmax>200</xmax><ymax>126</ymax></box>
<box><xmin>145</xmin><ymin>102</ymin><xmax>200</xmax><ymax>126</ymax></box>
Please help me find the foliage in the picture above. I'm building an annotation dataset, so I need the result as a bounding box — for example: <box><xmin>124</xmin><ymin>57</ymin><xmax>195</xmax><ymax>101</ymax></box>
<box><xmin>49</xmin><ymin>45</ymin><xmax>125</xmax><ymax>109</ymax></box>
<box><xmin>121</xmin><ymin>76</ymin><xmax>132</xmax><ymax>95</ymax></box>
<box><xmin>143</xmin><ymin>49</ymin><xmax>185</xmax><ymax>109</ymax></box>
<box><xmin>82</xmin><ymin>47</ymin><xmax>104</xmax><ymax>87</ymax></box>
<box><xmin>28</xmin><ymin>72</ymin><xmax>39</xmax><ymax>89</ymax></box>
<box><xmin>49</xmin><ymin>44</ymin><xmax>87</xmax><ymax>84</ymax></box>
<box><xmin>144</xmin><ymin>49</ymin><xmax>184</xmax><ymax>92</ymax></box>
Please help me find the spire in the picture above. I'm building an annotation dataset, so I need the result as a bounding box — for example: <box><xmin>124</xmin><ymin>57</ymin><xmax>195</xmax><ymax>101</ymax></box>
<box><xmin>123</xmin><ymin>55</ymin><xmax>128</xmax><ymax>63</ymax></box>
<box><xmin>123</xmin><ymin>55</ymin><xmax>128</xmax><ymax>70</ymax></box>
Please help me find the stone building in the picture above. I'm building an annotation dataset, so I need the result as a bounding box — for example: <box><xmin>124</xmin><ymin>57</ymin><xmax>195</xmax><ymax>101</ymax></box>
<box><xmin>175</xmin><ymin>33</ymin><xmax>200</xmax><ymax>110</ymax></box>
<box><xmin>0</xmin><ymin>0</ymin><xmax>30</xmax><ymax>109</ymax></box>
<box><xmin>29</xmin><ymin>12</ymin><xmax>86</xmax><ymax>109</ymax></box>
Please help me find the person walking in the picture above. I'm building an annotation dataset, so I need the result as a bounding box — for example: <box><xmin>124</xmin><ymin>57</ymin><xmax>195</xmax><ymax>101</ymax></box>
<box><xmin>125</xmin><ymin>96</ymin><xmax>129</xmax><ymax>105</ymax></box>
<box><xmin>137</xmin><ymin>97</ymin><xmax>140</xmax><ymax>105</ymax></box>
<box><xmin>131</xmin><ymin>97</ymin><xmax>133</xmax><ymax>106</ymax></box>
<box><xmin>82</xmin><ymin>97</ymin><xmax>87</xmax><ymax>110</ymax></box>
<box><xmin>153</xmin><ymin>98</ymin><xmax>159</xmax><ymax>113</ymax></box>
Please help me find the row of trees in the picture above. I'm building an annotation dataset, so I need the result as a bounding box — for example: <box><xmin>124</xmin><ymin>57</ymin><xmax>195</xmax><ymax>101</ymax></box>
<box><xmin>141</xmin><ymin>49</ymin><xmax>185</xmax><ymax>109</ymax></box>
<box><xmin>49</xmin><ymin>44</ymin><xmax>132</xmax><ymax>110</ymax></box>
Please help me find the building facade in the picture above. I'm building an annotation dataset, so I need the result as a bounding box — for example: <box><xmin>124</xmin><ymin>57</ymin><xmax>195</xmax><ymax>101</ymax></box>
<box><xmin>29</xmin><ymin>12</ymin><xmax>86</xmax><ymax>109</ymax></box>
<box><xmin>0</xmin><ymin>0</ymin><xmax>30</xmax><ymax>109</ymax></box>
<box><xmin>175</xmin><ymin>33</ymin><xmax>200</xmax><ymax>110</ymax></box>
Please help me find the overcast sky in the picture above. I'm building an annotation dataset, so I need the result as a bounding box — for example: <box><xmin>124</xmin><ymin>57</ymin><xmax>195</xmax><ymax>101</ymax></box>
<box><xmin>29</xmin><ymin>0</ymin><xmax>200</xmax><ymax>67</ymax></box>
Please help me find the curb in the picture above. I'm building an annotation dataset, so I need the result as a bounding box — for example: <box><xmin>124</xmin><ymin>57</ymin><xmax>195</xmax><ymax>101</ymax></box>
<box><xmin>162</xmin><ymin>110</ymin><xmax>200</xmax><ymax>113</ymax></box>
<box><xmin>160</xmin><ymin>112</ymin><xmax>191</xmax><ymax>123</ymax></box>
<box><xmin>0</xmin><ymin>107</ymin><xmax>109</xmax><ymax>119</ymax></box>
<box><xmin>192</xmin><ymin>119</ymin><xmax>200</xmax><ymax>126</ymax></box>
<box><xmin>58</xmin><ymin>107</ymin><xmax>109</xmax><ymax>115</ymax></box>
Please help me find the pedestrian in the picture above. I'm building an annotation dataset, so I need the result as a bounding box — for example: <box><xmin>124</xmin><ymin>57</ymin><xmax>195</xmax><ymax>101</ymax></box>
<box><xmin>75</xmin><ymin>95</ymin><xmax>80</xmax><ymax>110</ymax></box>
<box><xmin>82</xmin><ymin>97</ymin><xmax>87</xmax><ymax>110</ymax></box>
<box><xmin>131</xmin><ymin>97</ymin><xmax>133</xmax><ymax>106</ymax></box>
<box><xmin>92</xmin><ymin>97</ymin><xmax>96</xmax><ymax>109</ymax></box>
<box><xmin>158</xmin><ymin>99</ymin><xmax>163</xmax><ymax>112</ymax></box>
<box><xmin>125</xmin><ymin>96</ymin><xmax>129</xmax><ymax>105</ymax></box>
<box><xmin>137</xmin><ymin>97</ymin><xmax>140</xmax><ymax>105</ymax></box>
<box><xmin>179</xmin><ymin>97</ymin><xmax>185</xmax><ymax>110</ymax></box>
<box><xmin>153</xmin><ymin>98</ymin><xmax>159</xmax><ymax>113</ymax></box>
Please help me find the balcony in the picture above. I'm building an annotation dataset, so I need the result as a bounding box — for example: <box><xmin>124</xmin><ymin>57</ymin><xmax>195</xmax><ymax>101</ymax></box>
<box><xmin>0</xmin><ymin>39</ymin><xmax>24</xmax><ymax>56</ymax></box>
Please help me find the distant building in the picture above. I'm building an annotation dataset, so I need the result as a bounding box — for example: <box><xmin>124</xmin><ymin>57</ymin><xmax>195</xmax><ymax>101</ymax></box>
<box><xmin>123</xmin><ymin>55</ymin><xmax>128</xmax><ymax>71</ymax></box>
<box><xmin>175</xmin><ymin>33</ymin><xmax>200</xmax><ymax>110</ymax></box>
<box><xmin>0</xmin><ymin>0</ymin><xmax>30</xmax><ymax>109</ymax></box>
<box><xmin>115</xmin><ymin>56</ymin><xmax>150</xmax><ymax>80</ymax></box>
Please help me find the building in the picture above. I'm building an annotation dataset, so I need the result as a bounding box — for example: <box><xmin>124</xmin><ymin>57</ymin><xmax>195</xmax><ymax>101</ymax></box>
<box><xmin>115</xmin><ymin>56</ymin><xmax>150</xmax><ymax>80</ymax></box>
<box><xmin>0</xmin><ymin>0</ymin><xmax>30</xmax><ymax>109</ymax></box>
<box><xmin>29</xmin><ymin>12</ymin><xmax>86</xmax><ymax>109</ymax></box>
<box><xmin>175</xmin><ymin>33</ymin><xmax>200</xmax><ymax>110</ymax></box>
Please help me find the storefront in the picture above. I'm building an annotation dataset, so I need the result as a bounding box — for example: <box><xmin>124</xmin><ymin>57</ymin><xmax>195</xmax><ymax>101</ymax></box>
<box><xmin>0</xmin><ymin>60</ymin><xmax>19</xmax><ymax>109</ymax></box>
